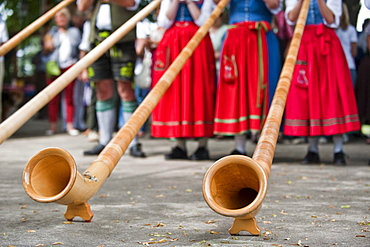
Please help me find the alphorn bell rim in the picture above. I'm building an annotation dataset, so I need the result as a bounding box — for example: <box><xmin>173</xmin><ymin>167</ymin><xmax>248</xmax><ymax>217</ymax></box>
<box><xmin>23</xmin><ymin>147</ymin><xmax>77</xmax><ymax>203</ymax></box>
<box><xmin>202</xmin><ymin>155</ymin><xmax>268</xmax><ymax>218</ymax></box>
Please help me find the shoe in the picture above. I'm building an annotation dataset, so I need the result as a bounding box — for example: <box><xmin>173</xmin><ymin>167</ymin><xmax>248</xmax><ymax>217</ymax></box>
<box><xmin>129</xmin><ymin>143</ymin><xmax>146</xmax><ymax>158</ymax></box>
<box><xmin>67</xmin><ymin>129</ymin><xmax>80</xmax><ymax>136</ymax></box>
<box><xmin>84</xmin><ymin>144</ymin><xmax>105</xmax><ymax>156</ymax></box>
<box><xmin>165</xmin><ymin>146</ymin><xmax>188</xmax><ymax>160</ymax></box>
<box><xmin>87</xmin><ymin>131</ymin><xmax>99</xmax><ymax>142</ymax></box>
<box><xmin>301</xmin><ymin>151</ymin><xmax>320</xmax><ymax>164</ymax></box>
<box><xmin>333</xmin><ymin>151</ymin><xmax>346</xmax><ymax>166</ymax></box>
<box><xmin>189</xmin><ymin>147</ymin><xmax>210</xmax><ymax>160</ymax></box>
<box><xmin>229</xmin><ymin>149</ymin><xmax>247</xmax><ymax>156</ymax></box>
<box><xmin>45</xmin><ymin>130</ymin><xmax>55</xmax><ymax>136</ymax></box>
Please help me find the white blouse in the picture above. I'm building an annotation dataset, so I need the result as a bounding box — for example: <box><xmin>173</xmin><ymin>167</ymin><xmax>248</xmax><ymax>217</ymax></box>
<box><xmin>285</xmin><ymin>0</ymin><xmax>341</xmax><ymax>28</ymax></box>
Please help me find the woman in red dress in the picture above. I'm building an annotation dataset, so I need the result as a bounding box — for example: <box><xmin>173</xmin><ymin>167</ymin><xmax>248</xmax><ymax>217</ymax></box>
<box><xmin>284</xmin><ymin>0</ymin><xmax>360</xmax><ymax>165</ymax></box>
<box><xmin>151</xmin><ymin>0</ymin><xmax>216</xmax><ymax>160</ymax></box>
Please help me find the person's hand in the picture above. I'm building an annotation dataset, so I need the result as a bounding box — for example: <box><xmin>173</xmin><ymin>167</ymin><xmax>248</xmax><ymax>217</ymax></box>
<box><xmin>78</xmin><ymin>68</ymin><xmax>89</xmax><ymax>82</ymax></box>
<box><xmin>263</xmin><ymin>0</ymin><xmax>279</xmax><ymax>9</ymax></box>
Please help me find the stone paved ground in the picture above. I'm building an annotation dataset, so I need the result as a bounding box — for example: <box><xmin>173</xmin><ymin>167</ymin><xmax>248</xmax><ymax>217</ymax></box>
<box><xmin>0</xmin><ymin>118</ymin><xmax>369</xmax><ymax>247</ymax></box>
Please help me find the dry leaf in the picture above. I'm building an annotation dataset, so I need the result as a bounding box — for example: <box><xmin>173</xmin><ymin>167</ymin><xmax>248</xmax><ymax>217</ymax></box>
<box><xmin>52</xmin><ymin>242</ymin><xmax>63</xmax><ymax>245</ymax></box>
<box><xmin>27</xmin><ymin>230</ymin><xmax>36</xmax><ymax>233</ymax></box>
<box><xmin>204</xmin><ymin>220</ymin><xmax>216</xmax><ymax>224</ymax></box>
<box><xmin>20</xmin><ymin>205</ymin><xmax>27</xmax><ymax>209</ymax></box>
<box><xmin>356</xmin><ymin>235</ymin><xmax>366</xmax><ymax>237</ymax></box>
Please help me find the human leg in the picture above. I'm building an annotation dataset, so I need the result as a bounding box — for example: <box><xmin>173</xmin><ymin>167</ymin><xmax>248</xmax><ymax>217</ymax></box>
<box><xmin>165</xmin><ymin>138</ymin><xmax>187</xmax><ymax>160</ymax></box>
<box><xmin>117</xmin><ymin>80</ymin><xmax>146</xmax><ymax>157</ymax></box>
<box><xmin>231</xmin><ymin>134</ymin><xmax>247</xmax><ymax>155</ymax></box>
<box><xmin>333</xmin><ymin>134</ymin><xmax>346</xmax><ymax>165</ymax></box>
<box><xmin>301</xmin><ymin>136</ymin><xmax>320</xmax><ymax>164</ymax></box>
<box><xmin>46</xmin><ymin>77</ymin><xmax>60</xmax><ymax>135</ymax></box>
<box><xmin>84</xmin><ymin>79</ymin><xmax>116</xmax><ymax>155</ymax></box>
<box><xmin>189</xmin><ymin>137</ymin><xmax>210</xmax><ymax>160</ymax></box>
<box><xmin>64</xmin><ymin>78</ymin><xmax>79</xmax><ymax>136</ymax></box>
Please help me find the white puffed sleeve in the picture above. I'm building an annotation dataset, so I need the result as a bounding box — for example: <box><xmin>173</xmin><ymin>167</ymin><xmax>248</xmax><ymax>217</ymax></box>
<box><xmin>364</xmin><ymin>0</ymin><xmax>370</xmax><ymax>9</ymax></box>
<box><xmin>285</xmin><ymin>0</ymin><xmax>341</xmax><ymax>28</ymax></box>
<box><xmin>267</xmin><ymin>0</ymin><xmax>282</xmax><ymax>15</ymax></box>
<box><xmin>194</xmin><ymin>0</ymin><xmax>215</xmax><ymax>26</ymax></box>
<box><xmin>157</xmin><ymin>0</ymin><xmax>174</xmax><ymax>29</ymax></box>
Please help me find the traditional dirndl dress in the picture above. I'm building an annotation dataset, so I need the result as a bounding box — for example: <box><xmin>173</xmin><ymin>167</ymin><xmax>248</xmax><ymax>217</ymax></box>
<box><xmin>213</xmin><ymin>21</ymin><xmax>272</xmax><ymax>135</ymax></box>
<box><xmin>151</xmin><ymin>21</ymin><xmax>216</xmax><ymax>138</ymax></box>
<box><xmin>283</xmin><ymin>24</ymin><xmax>360</xmax><ymax>136</ymax></box>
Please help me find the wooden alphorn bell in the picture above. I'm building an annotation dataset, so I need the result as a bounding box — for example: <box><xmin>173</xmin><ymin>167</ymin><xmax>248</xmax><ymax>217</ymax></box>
<box><xmin>22</xmin><ymin>0</ymin><xmax>229</xmax><ymax>221</ymax></box>
<box><xmin>202</xmin><ymin>0</ymin><xmax>310</xmax><ymax>235</ymax></box>
<box><xmin>0</xmin><ymin>0</ymin><xmax>75</xmax><ymax>57</ymax></box>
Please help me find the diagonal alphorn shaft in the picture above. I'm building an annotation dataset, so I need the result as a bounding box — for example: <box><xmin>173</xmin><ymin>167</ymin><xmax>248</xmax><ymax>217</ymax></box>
<box><xmin>202</xmin><ymin>0</ymin><xmax>310</xmax><ymax>235</ymax></box>
<box><xmin>22</xmin><ymin>0</ymin><xmax>229</xmax><ymax>221</ymax></box>
<box><xmin>0</xmin><ymin>0</ymin><xmax>162</xmax><ymax>144</ymax></box>
<box><xmin>0</xmin><ymin>0</ymin><xmax>75</xmax><ymax>57</ymax></box>
<box><xmin>252</xmin><ymin>0</ymin><xmax>310</xmax><ymax>176</ymax></box>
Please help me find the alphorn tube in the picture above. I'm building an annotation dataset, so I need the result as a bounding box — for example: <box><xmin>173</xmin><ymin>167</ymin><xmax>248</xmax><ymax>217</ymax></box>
<box><xmin>23</xmin><ymin>0</ymin><xmax>229</xmax><ymax>221</ymax></box>
<box><xmin>202</xmin><ymin>0</ymin><xmax>311</xmax><ymax>235</ymax></box>
<box><xmin>0</xmin><ymin>0</ymin><xmax>75</xmax><ymax>57</ymax></box>
<box><xmin>0</xmin><ymin>0</ymin><xmax>162</xmax><ymax>144</ymax></box>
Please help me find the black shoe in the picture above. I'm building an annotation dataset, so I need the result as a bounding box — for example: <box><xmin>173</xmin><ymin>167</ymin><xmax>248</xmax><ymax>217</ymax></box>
<box><xmin>165</xmin><ymin>146</ymin><xmax>188</xmax><ymax>160</ymax></box>
<box><xmin>130</xmin><ymin>143</ymin><xmax>146</xmax><ymax>158</ymax></box>
<box><xmin>84</xmin><ymin>144</ymin><xmax>105</xmax><ymax>156</ymax></box>
<box><xmin>189</xmin><ymin>147</ymin><xmax>210</xmax><ymax>160</ymax></box>
<box><xmin>301</xmin><ymin>151</ymin><xmax>320</xmax><ymax>164</ymax></box>
<box><xmin>229</xmin><ymin>149</ymin><xmax>247</xmax><ymax>156</ymax></box>
<box><xmin>334</xmin><ymin>151</ymin><xmax>346</xmax><ymax>166</ymax></box>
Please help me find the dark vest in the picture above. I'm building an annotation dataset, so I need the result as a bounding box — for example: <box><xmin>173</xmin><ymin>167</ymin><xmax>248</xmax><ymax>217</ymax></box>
<box><xmin>89</xmin><ymin>1</ymin><xmax>137</xmax><ymax>44</ymax></box>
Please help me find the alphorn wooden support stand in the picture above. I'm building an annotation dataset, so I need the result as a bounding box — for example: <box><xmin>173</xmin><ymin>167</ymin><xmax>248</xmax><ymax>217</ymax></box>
<box><xmin>21</xmin><ymin>0</ymin><xmax>230</xmax><ymax>222</ymax></box>
<box><xmin>202</xmin><ymin>0</ymin><xmax>310</xmax><ymax>235</ymax></box>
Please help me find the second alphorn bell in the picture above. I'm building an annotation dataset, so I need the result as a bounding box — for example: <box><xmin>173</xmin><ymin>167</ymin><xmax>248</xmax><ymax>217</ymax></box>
<box><xmin>22</xmin><ymin>0</ymin><xmax>230</xmax><ymax>221</ymax></box>
<box><xmin>202</xmin><ymin>0</ymin><xmax>311</xmax><ymax>235</ymax></box>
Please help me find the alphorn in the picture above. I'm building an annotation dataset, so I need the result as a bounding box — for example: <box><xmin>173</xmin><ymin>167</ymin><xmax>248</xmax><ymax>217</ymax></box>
<box><xmin>202</xmin><ymin>0</ymin><xmax>310</xmax><ymax>235</ymax></box>
<box><xmin>22</xmin><ymin>0</ymin><xmax>229</xmax><ymax>221</ymax></box>
<box><xmin>0</xmin><ymin>0</ymin><xmax>162</xmax><ymax>144</ymax></box>
<box><xmin>0</xmin><ymin>0</ymin><xmax>75</xmax><ymax>57</ymax></box>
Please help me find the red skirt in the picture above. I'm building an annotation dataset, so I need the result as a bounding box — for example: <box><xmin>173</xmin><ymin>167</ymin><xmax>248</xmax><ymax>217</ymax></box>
<box><xmin>214</xmin><ymin>21</ymin><xmax>270</xmax><ymax>135</ymax></box>
<box><xmin>151</xmin><ymin>21</ymin><xmax>216</xmax><ymax>138</ymax></box>
<box><xmin>284</xmin><ymin>24</ymin><xmax>360</xmax><ymax>136</ymax></box>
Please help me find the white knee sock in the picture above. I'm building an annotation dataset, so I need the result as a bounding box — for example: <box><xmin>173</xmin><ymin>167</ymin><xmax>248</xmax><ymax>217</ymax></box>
<box><xmin>176</xmin><ymin>138</ymin><xmax>186</xmax><ymax>150</ymax></box>
<box><xmin>122</xmin><ymin>100</ymin><xmax>139</xmax><ymax>148</ymax></box>
<box><xmin>234</xmin><ymin>134</ymin><xmax>246</xmax><ymax>153</ymax></box>
<box><xmin>333</xmin><ymin>135</ymin><xmax>343</xmax><ymax>153</ymax></box>
<box><xmin>96</xmin><ymin>98</ymin><xmax>116</xmax><ymax>146</ymax></box>
<box><xmin>308</xmin><ymin>137</ymin><xmax>319</xmax><ymax>153</ymax></box>
<box><xmin>197</xmin><ymin>137</ymin><xmax>208</xmax><ymax>149</ymax></box>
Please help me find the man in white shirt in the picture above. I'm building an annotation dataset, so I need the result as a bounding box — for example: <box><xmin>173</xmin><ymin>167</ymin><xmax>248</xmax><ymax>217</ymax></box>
<box><xmin>78</xmin><ymin>0</ymin><xmax>146</xmax><ymax>157</ymax></box>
